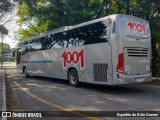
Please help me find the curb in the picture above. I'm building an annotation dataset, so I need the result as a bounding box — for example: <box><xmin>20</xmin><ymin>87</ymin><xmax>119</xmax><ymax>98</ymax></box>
<box><xmin>2</xmin><ymin>68</ymin><xmax>7</xmax><ymax>120</ymax></box>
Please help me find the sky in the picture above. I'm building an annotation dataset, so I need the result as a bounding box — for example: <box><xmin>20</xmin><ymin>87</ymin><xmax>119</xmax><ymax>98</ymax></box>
<box><xmin>1</xmin><ymin>2</ymin><xmax>18</xmax><ymax>49</ymax></box>
<box><xmin>3</xmin><ymin>16</ymin><xmax>19</xmax><ymax>49</ymax></box>
<box><xmin>4</xmin><ymin>32</ymin><xmax>18</xmax><ymax>49</ymax></box>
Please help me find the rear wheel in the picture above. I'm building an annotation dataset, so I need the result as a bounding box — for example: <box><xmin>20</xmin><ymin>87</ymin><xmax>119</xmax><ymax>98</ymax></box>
<box><xmin>68</xmin><ymin>69</ymin><xmax>79</xmax><ymax>87</ymax></box>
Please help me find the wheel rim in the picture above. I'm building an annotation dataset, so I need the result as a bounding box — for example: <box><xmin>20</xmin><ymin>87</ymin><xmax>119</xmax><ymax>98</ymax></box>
<box><xmin>70</xmin><ymin>73</ymin><xmax>77</xmax><ymax>84</ymax></box>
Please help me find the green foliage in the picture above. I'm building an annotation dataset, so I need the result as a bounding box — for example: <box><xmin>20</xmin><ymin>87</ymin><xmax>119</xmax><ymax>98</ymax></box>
<box><xmin>0</xmin><ymin>42</ymin><xmax>11</xmax><ymax>59</ymax></box>
<box><xmin>0</xmin><ymin>42</ymin><xmax>10</xmax><ymax>50</ymax></box>
<box><xmin>16</xmin><ymin>0</ymin><xmax>102</xmax><ymax>41</ymax></box>
<box><xmin>16</xmin><ymin>0</ymin><xmax>160</xmax><ymax>48</ymax></box>
<box><xmin>0</xmin><ymin>0</ymin><xmax>15</xmax><ymax>25</ymax></box>
<box><xmin>16</xmin><ymin>0</ymin><xmax>160</xmax><ymax>76</ymax></box>
<box><xmin>0</xmin><ymin>25</ymin><xmax>8</xmax><ymax>35</ymax></box>
<box><xmin>0</xmin><ymin>0</ymin><xmax>13</xmax><ymax>13</ymax></box>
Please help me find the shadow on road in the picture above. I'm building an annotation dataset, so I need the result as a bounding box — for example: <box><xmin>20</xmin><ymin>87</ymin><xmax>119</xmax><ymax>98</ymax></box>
<box><xmin>27</xmin><ymin>75</ymin><xmax>145</xmax><ymax>95</ymax></box>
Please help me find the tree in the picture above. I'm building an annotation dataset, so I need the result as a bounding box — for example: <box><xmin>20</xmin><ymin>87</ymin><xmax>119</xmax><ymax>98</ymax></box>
<box><xmin>16</xmin><ymin>0</ymin><xmax>101</xmax><ymax>41</ymax></box>
<box><xmin>0</xmin><ymin>25</ymin><xmax>8</xmax><ymax>67</ymax></box>
<box><xmin>0</xmin><ymin>0</ymin><xmax>15</xmax><ymax>24</ymax></box>
<box><xmin>0</xmin><ymin>43</ymin><xmax>10</xmax><ymax>50</ymax></box>
<box><xmin>0</xmin><ymin>42</ymin><xmax>11</xmax><ymax>65</ymax></box>
<box><xmin>0</xmin><ymin>0</ymin><xmax>13</xmax><ymax>16</ymax></box>
<box><xmin>16</xmin><ymin>0</ymin><xmax>160</xmax><ymax>76</ymax></box>
<box><xmin>0</xmin><ymin>25</ymin><xmax>8</xmax><ymax>35</ymax></box>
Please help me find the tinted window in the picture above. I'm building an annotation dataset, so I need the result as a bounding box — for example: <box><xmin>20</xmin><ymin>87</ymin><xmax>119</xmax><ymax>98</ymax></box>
<box><xmin>22</xmin><ymin>41</ymin><xmax>30</xmax><ymax>55</ymax></box>
<box><xmin>30</xmin><ymin>38</ymin><xmax>42</xmax><ymax>52</ymax></box>
<box><xmin>74</xmin><ymin>21</ymin><xmax>110</xmax><ymax>45</ymax></box>
<box><xmin>26</xmin><ymin>21</ymin><xmax>111</xmax><ymax>51</ymax></box>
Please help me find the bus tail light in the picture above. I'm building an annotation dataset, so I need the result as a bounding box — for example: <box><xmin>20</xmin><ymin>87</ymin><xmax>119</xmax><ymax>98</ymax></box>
<box><xmin>116</xmin><ymin>53</ymin><xmax>126</xmax><ymax>74</ymax></box>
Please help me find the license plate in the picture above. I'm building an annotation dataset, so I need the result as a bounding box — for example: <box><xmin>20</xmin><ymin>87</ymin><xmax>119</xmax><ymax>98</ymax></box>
<box><xmin>136</xmin><ymin>77</ymin><xmax>144</xmax><ymax>82</ymax></box>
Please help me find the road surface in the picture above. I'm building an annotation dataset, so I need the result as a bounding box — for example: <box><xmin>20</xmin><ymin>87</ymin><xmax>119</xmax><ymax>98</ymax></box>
<box><xmin>4</xmin><ymin>63</ymin><xmax>160</xmax><ymax>120</ymax></box>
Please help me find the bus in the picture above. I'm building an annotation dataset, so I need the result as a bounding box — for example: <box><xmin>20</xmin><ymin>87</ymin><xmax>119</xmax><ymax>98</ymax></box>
<box><xmin>15</xmin><ymin>14</ymin><xmax>152</xmax><ymax>87</ymax></box>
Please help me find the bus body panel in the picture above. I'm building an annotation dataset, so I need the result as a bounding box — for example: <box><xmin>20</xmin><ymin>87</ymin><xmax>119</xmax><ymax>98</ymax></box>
<box><xmin>16</xmin><ymin>14</ymin><xmax>152</xmax><ymax>86</ymax></box>
<box><xmin>112</xmin><ymin>15</ymin><xmax>152</xmax><ymax>85</ymax></box>
<box><xmin>84</xmin><ymin>43</ymin><xmax>112</xmax><ymax>84</ymax></box>
<box><xmin>19</xmin><ymin>43</ymin><xmax>113</xmax><ymax>84</ymax></box>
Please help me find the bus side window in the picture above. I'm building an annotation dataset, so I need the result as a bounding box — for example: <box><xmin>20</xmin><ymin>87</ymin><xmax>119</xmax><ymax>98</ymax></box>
<box><xmin>112</xmin><ymin>21</ymin><xmax>116</xmax><ymax>33</ymax></box>
<box><xmin>22</xmin><ymin>42</ymin><xmax>30</xmax><ymax>55</ymax></box>
<box><xmin>64</xmin><ymin>29</ymin><xmax>76</xmax><ymax>47</ymax></box>
<box><xmin>74</xmin><ymin>22</ymin><xmax>109</xmax><ymax>46</ymax></box>
<box><xmin>89</xmin><ymin>22</ymin><xmax>108</xmax><ymax>44</ymax></box>
<box><xmin>49</xmin><ymin>35</ymin><xmax>56</xmax><ymax>49</ymax></box>
<box><xmin>74</xmin><ymin>26</ymin><xmax>89</xmax><ymax>46</ymax></box>
<box><xmin>42</xmin><ymin>35</ymin><xmax>54</xmax><ymax>50</ymax></box>
<box><xmin>51</xmin><ymin>32</ymin><xmax>64</xmax><ymax>48</ymax></box>
<box><xmin>30</xmin><ymin>38</ymin><xmax>42</xmax><ymax>52</ymax></box>
<box><xmin>30</xmin><ymin>41</ymin><xmax>35</xmax><ymax>52</ymax></box>
<box><xmin>78</xmin><ymin>39</ymin><xmax>84</xmax><ymax>46</ymax></box>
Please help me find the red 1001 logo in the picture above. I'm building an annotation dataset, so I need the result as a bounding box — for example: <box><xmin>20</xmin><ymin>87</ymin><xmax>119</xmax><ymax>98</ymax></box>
<box><xmin>128</xmin><ymin>21</ymin><xmax>146</xmax><ymax>35</ymax></box>
<box><xmin>61</xmin><ymin>49</ymin><xmax>85</xmax><ymax>69</ymax></box>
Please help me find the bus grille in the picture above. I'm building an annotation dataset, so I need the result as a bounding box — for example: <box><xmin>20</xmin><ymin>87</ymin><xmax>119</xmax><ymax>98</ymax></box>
<box><xmin>93</xmin><ymin>63</ymin><xmax>108</xmax><ymax>82</ymax></box>
<box><xmin>127</xmin><ymin>48</ymin><xmax>148</xmax><ymax>57</ymax></box>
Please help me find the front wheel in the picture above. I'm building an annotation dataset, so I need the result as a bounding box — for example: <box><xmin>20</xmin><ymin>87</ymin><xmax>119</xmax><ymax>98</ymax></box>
<box><xmin>68</xmin><ymin>69</ymin><xmax>79</xmax><ymax>87</ymax></box>
<box><xmin>24</xmin><ymin>67</ymin><xmax>30</xmax><ymax>78</ymax></box>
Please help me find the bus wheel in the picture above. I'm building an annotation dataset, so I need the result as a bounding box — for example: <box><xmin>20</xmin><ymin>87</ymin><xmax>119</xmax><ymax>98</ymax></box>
<box><xmin>24</xmin><ymin>67</ymin><xmax>30</xmax><ymax>78</ymax></box>
<box><xmin>68</xmin><ymin>69</ymin><xmax>79</xmax><ymax>87</ymax></box>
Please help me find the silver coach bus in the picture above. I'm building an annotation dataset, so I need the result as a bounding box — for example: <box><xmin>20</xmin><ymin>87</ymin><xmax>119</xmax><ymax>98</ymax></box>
<box><xmin>15</xmin><ymin>14</ymin><xmax>152</xmax><ymax>87</ymax></box>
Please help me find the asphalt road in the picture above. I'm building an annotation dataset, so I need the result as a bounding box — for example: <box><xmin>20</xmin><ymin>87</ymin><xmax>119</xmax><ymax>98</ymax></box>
<box><xmin>5</xmin><ymin>67</ymin><xmax>160</xmax><ymax>120</ymax></box>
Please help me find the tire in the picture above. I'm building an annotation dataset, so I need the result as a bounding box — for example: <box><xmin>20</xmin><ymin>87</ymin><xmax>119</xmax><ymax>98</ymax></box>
<box><xmin>68</xmin><ymin>69</ymin><xmax>79</xmax><ymax>87</ymax></box>
<box><xmin>24</xmin><ymin>67</ymin><xmax>30</xmax><ymax>78</ymax></box>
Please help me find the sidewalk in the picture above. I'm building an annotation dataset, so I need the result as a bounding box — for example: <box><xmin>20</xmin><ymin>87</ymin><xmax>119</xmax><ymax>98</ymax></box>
<box><xmin>0</xmin><ymin>62</ymin><xmax>16</xmax><ymax>112</ymax></box>
<box><xmin>0</xmin><ymin>69</ymin><xmax>6</xmax><ymax>113</ymax></box>
<box><xmin>2</xmin><ymin>62</ymin><xmax>16</xmax><ymax>69</ymax></box>
<box><xmin>0</xmin><ymin>70</ymin><xmax>3</xmax><ymax>111</ymax></box>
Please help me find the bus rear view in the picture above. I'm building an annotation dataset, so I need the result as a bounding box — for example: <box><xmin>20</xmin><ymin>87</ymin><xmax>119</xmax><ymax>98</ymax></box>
<box><xmin>113</xmin><ymin>15</ymin><xmax>152</xmax><ymax>84</ymax></box>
